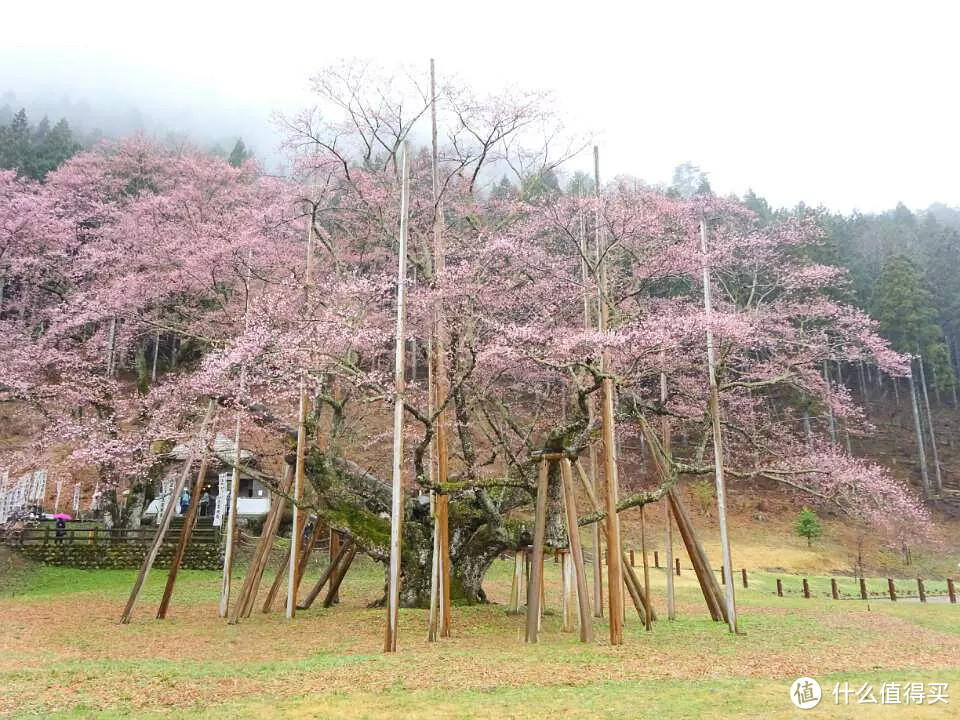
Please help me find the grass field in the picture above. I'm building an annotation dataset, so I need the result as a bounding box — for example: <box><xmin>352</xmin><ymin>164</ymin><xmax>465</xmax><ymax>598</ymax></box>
<box><xmin>2</xmin><ymin>541</ymin><xmax>959</xmax><ymax>720</ymax></box>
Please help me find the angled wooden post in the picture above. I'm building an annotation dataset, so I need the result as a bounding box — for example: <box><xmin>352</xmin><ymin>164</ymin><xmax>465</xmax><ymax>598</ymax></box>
<box><xmin>299</xmin><ymin>536</ymin><xmax>352</xmax><ymax>610</ymax></box>
<box><xmin>560</xmin><ymin>457</ymin><xmax>593</xmax><ymax>642</ymax></box>
<box><xmin>120</xmin><ymin>399</ymin><xmax>215</xmax><ymax>624</ymax></box>
<box><xmin>230</xmin><ymin>463</ymin><xmax>292</xmax><ymax>623</ymax></box>
<box><xmin>323</xmin><ymin>542</ymin><xmax>357</xmax><ymax>608</ymax></box>
<box><xmin>157</xmin><ymin>409</ymin><xmax>219</xmax><ymax>620</ymax></box>
<box><xmin>639</xmin><ymin>505</ymin><xmax>652</xmax><ymax>631</ymax></box>
<box><xmin>525</xmin><ymin>460</ymin><xmax>550</xmax><ymax>643</ymax></box>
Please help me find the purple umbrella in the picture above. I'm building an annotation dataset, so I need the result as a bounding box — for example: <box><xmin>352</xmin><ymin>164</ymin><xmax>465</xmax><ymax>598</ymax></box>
<box><xmin>53</xmin><ymin>513</ymin><xmax>72</xmax><ymax>521</ymax></box>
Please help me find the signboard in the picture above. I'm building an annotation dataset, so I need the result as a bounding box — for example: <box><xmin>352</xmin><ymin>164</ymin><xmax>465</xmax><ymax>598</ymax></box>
<box><xmin>213</xmin><ymin>472</ymin><xmax>230</xmax><ymax>527</ymax></box>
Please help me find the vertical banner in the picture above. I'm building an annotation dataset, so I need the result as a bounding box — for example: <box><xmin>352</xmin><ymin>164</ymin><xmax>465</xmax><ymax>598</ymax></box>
<box><xmin>54</xmin><ymin>481</ymin><xmax>63</xmax><ymax>513</ymax></box>
<box><xmin>213</xmin><ymin>471</ymin><xmax>230</xmax><ymax>527</ymax></box>
<box><xmin>72</xmin><ymin>483</ymin><xmax>80</xmax><ymax>513</ymax></box>
<box><xmin>89</xmin><ymin>481</ymin><xmax>100</xmax><ymax>511</ymax></box>
<box><xmin>0</xmin><ymin>469</ymin><xmax>9</xmax><ymax>523</ymax></box>
<box><xmin>31</xmin><ymin>470</ymin><xmax>47</xmax><ymax>505</ymax></box>
<box><xmin>157</xmin><ymin>478</ymin><xmax>174</xmax><ymax>517</ymax></box>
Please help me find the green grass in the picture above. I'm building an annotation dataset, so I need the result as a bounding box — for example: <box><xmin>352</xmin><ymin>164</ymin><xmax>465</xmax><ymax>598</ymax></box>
<box><xmin>2</xmin><ymin>556</ymin><xmax>959</xmax><ymax>719</ymax></box>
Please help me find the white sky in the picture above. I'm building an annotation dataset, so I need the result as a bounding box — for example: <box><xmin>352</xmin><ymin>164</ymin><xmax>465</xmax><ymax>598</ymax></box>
<box><xmin>3</xmin><ymin>0</ymin><xmax>958</xmax><ymax>213</ymax></box>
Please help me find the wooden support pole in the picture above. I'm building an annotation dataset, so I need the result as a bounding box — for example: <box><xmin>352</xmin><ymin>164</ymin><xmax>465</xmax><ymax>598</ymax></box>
<box><xmin>294</xmin><ymin>517</ymin><xmax>325</xmax><ymax>595</ymax></box>
<box><xmin>119</xmin><ymin>399</ymin><xmax>215</xmax><ymax>624</ymax></box>
<box><xmin>676</xmin><ymin>558</ymin><xmax>681</xmax><ymax>576</ymax></box>
<box><xmin>831</xmin><ymin>578</ymin><xmax>838</xmax><ymax>600</ymax></box>
<box><xmin>560</xmin><ymin>550</ymin><xmax>574</xmax><ymax>633</ymax></box>
<box><xmin>802</xmin><ymin>578</ymin><xmax>810</xmax><ymax>599</ymax></box>
<box><xmin>286</xmin><ymin>386</ymin><xmax>308</xmax><ymax>620</ymax></box>
<box><xmin>525</xmin><ymin>461</ymin><xmax>550</xmax><ymax>643</ymax></box>
<box><xmin>776</xmin><ymin>578</ymin><xmax>783</xmax><ymax>597</ymax></box>
<box><xmin>572</xmin><ymin>458</ymin><xmax>652</xmax><ymax>622</ymax></box>
<box><xmin>667</xmin><ymin>489</ymin><xmax>726</xmax><ymax>622</ymax></box>
<box><xmin>860</xmin><ymin>578</ymin><xmax>868</xmax><ymax>600</ymax></box>
<box><xmin>299</xmin><ymin>537</ymin><xmax>352</xmax><ymax>610</ymax></box>
<box><xmin>653</xmin><ymin>551</ymin><xmax>659</xmax><ymax>568</ymax></box>
<box><xmin>507</xmin><ymin>549</ymin><xmax>524</xmax><ymax>614</ymax></box>
<box><xmin>917</xmin><ymin>577</ymin><xmax>926</xmax><ymax>603</ymax></box>
<box><xmin>741</xmin><ymin>568</ymin><xmax>748</xmax><ymax>589</ymax></box>
<box><xmin>157</xmin><ymin>414</ymin><xmax>218</xmax><ymax>620</ymax></box>
<box><xmin>720</xmin><ymin>566</ymin><xmax>725</xmax><ymax>585</ymax></box>
<box><xmin>384</xmin><ymin>141</ymin><xmax>411</xmax><ymax>654</ymax></box>
<box><xmin>219</xmin><ymin>410</ymin><xmax>243</xmax><ymax>618</ymax></box>
<box><xmin>231</xmin><ymin>464</ymin><xmax>292</xmax><ymax>622</ymax></box>
<box><xmin>639</xmin><ymin>505</ymin><xmax>652</xmax><ymax>632</ymax></box>
<box><xmin>262</xmin><ymin>543</ymin><xmax>292</xmax><ymax>613</ymax></box>
<box><xmin>323</xmin><ymin>543</ymin><xmax>357</xmax><ymax>608</ymax></box>
<box><xmin>947</xmin><ymin>578</ymin><xmax>956</xmax><ymax>604</ymax></box>
<box><xmin>700</xmin><ymin>216</ymin><xmax>738</xmax><ymax>634</ymax></box>
<box><xmin>560</xmin><ymin>457</ymin><xmax>593</xmax><ymax>642</ymax></box>
<box><xmin>888</xmin><ymin>578</ymin><xmax>896</xmax><ymax>602</ymax></box>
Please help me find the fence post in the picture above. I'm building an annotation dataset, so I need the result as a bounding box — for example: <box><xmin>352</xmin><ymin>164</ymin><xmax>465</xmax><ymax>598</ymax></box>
<box><xmin>859</xmin><ymin>578</ymin><xmax>867</xmax><ymax>600</ymax></box>
<box><xmin>720</xmin><ymin>565</ymin><xmax>725</xmax><ymax>584</ymax></box>
<box><xmin>44</xmin><ymin>527</ymin><xmax>50</xmax><ymax>546</ymax></box>
<box><xmin>887</xmin><ymin>578</ymin><xmax>896</xmax><ymax>602</ymax></box>
<box><xmin>653</xmin><ymin>551</ymin><xmax>659</xmax><ymax>568</ymax></box>
<box><xmin>741</xmin><ymin>568</ymin><xmax>748</xmax><ymax>589</ymax></box>
<box><xmin>917</xmin><ymin>578</ymin><xmax>926</xmax><ymax>603</ymax></box>
<box><xmin>675</xmin><ymin>558</ymin><xmax>681</xmax><ymax>576</ymax></box>
<box><xmin>802</xmin><ymin>578</ymin><xmax>810</xmax><ymax>599</ymax></box>
<box><xmin>776</xmin><ymin>578</ymin><xmax>783</xmax><ymax>597</ymax></box>
<box><xmin>629</xmin><ymin>550</ymin><xmax>635</xmax><ymax>567</ymax></box>
<box><xmin>947</xmin><ymin>578</ymin><xmax>956</xmax><ymax>604</ymax></box>
<box><xmin>831</xmin><ymin>578</ymin><xmax>838</xmax><ymax>600</ymax></box>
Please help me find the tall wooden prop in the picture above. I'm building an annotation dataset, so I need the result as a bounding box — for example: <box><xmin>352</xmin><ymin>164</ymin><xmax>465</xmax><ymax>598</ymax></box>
<box><xmin>699</xmin><ymin>217</ymin><xmax>738</xmax><ymax>634</ymax></box>
<box><xmin>594</xmin><ymin>146</ymin><xmax>624</xmax><ymax>644</ymax></box>
<box><xmin>578</xmin><ymin>174</ymin><xmax>604</xmax><ymax>619</ymax></box>
<box><xmin>157</xmin><ymin>408</ymin><xmax>219</xmax><ymax>619</ymax></box>
<box><xmin>384</xmin><ymin>140</ymin><xmax>411</xmax><ymax>653</ymax></box>
<box><xmin>661</xmin><ymin>367</ymin><xmax>676</xmax><ymax>620</ymax></box>
<box><xmin>229</xmin><ymin>463</ymin><xmax>292</xmax><ymax>622</ymax></box>
<box><xmin>220</xmin><ymin>254</ymin><xmax>254</xmax><ymax>618</ymax></box>
<box><xmin>560</xmin><ymin>458</ymin><xmax>593</xmax><ymax>642</ymax></box>
<box><xmin>427</xmin><ymin>59</ymin><xmax>452</xmax><ymax>641</ymax></box>
<box><xmin>287</xmin><ymin>213</ymin><xmax>316</xmax><ymax>620</ymax></box>
<box><xmin>119</xmin><ymin>399</ymin><xmax>216</xmax><ymax>624</ymax></box>
<box><xmin>525</xmin><ymin>461</ymin><xmax>550</xmax><ymax>643</ymax></box>
<box><xmin>908</xmin><ymin>366</ymin><xmax>931</xmax><ymax>497</ymax></box>
<box><xmin>286</xmin><ymin>389</ymin><xmax>308</xmax><ymax>619</ymax></box>
<box><xmin>916</xmin><ymin>351</ymin><xmax>943</xmax><ymax>493</ymax></box>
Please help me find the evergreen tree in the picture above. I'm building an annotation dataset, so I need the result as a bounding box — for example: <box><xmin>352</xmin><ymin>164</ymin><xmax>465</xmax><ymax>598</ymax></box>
<box><xmin>794</xmin><ymin>507</ymin><xmax>823</xmax><ymax>547</ymax></box>
<box><xmin>227</xmin><ymin>138</ymin><xmax>251</xmax><ymax>168</ymax></box>
<box><xmin>873</xmin><ymin>253</ymin><xmax>954</xmax><ymax>389</ymax></box>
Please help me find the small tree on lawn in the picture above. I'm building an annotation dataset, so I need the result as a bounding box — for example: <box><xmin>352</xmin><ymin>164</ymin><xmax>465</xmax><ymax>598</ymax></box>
<box><xmin>795</xmin><ymin>507</ymin><xmax>823</xmax><ymax>547</ymax></box>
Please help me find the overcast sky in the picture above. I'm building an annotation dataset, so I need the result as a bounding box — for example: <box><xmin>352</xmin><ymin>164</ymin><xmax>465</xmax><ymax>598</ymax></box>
<box><xmin>3</xmin><ymin>1</ymin><xmax>957</xmax><ymax>213</ymax></box>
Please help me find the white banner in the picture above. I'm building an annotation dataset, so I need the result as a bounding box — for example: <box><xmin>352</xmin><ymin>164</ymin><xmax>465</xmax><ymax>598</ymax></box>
<box><xmin>54</xmin><ymin>481</ymin><xmax>63</xmax><ymax>512</ymax></box>
<box><xmin>89</xmin><ymin>482</ymin><xmax>100</xmax><ymax>511</ymax></box>
<box><xmin>72</xmin><ymin>484</ymin><xmax>80</xmax><ymax>513</ymax></box>
<box><xmin>213</xmin><ymin>472</ymin><xmax>230</xmax><ymax>527</ymax></box>
<box><xmin>31</xmin><ymin>470</ymin><xmax>47</xmax><ymax>504</ymax></box>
